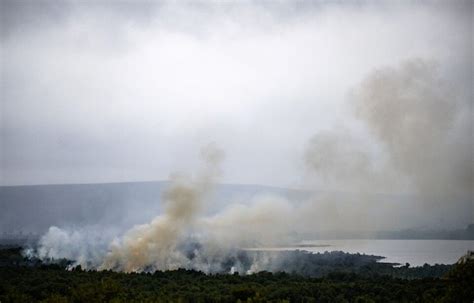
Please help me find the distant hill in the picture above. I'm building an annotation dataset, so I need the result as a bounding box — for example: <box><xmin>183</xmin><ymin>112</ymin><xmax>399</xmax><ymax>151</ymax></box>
<box><xmin>0</xmin><ymin>181</ymin><xmax>308</xmax><ymax>235</ymax></box>
<box><xmin>1</xmin><ymin>182</ymin><xmax>471</xmax><ymax>240</ymax></box>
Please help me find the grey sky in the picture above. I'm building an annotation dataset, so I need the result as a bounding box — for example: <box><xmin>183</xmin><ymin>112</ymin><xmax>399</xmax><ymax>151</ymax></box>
<box><xmin>1</xmin><ymin>0</ymin><xmax>472</xmax><ymax>187</ymax></box>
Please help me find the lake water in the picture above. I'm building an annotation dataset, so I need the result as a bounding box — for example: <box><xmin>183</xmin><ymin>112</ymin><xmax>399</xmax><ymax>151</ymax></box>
<box><xmin>253</xmin><ymin>240</ymin><xmax>474</xmax><ymax>266</ymax></box>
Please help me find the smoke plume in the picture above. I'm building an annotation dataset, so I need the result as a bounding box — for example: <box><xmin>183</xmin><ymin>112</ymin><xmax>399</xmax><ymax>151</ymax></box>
<box><xmin>304</xmin><ymin>58</ymin><xmax>472</xmax><ymax>229</ymax></box>
<box><xmin>99</xmin><ymin>143</ymin><xmax>224</xmax><ymax>272</ymax></box>
<box><xmin>354</xmin><ymin>59</ymin><xmax>472</xmax><ymax>201</ymax></box>
<box><xmin>32</xmin><ymin>58</ymin><xmax>473</xmax><ymax>273</ymax></box>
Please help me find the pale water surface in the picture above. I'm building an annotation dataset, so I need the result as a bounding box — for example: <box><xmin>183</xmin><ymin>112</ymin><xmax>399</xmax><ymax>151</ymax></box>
<box><xmin>254</xmin><ymin>240</ymin><xmax>474</xmax><ymax>266</ymax></box>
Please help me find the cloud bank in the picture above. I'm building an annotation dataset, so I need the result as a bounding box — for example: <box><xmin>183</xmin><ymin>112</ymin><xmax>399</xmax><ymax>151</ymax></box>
<box><xmin>1</xmin><ymin>0</ymin><xmax>471</xmax><ymax>187</ymax></box>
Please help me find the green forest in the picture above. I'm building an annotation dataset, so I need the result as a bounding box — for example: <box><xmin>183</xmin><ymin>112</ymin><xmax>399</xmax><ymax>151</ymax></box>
<box><xmin>0</xmin><ymin>247</ymin><xmax>472</xmax><ymax>302</ymax></box>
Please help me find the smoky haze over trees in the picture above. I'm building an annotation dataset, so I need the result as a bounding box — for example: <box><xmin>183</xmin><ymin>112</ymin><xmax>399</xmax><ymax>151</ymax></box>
<box><xmin>0</xmin><ymin>0</ymin><xmax>472</xmax><ymax>273</ymax></box>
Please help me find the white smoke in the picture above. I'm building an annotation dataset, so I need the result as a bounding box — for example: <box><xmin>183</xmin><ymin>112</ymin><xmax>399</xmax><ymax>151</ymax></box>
<box><xmin>32</xmin><ymin>225</ymin><xmax>118</xmax><ymax>269</ymax></box>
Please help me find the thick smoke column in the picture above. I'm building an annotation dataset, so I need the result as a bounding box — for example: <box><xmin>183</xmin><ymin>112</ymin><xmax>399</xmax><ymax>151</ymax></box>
<box><xmin>100</xmin><ymin>143</ymin><xmax>224</xmax><ymax>272</ymax></box>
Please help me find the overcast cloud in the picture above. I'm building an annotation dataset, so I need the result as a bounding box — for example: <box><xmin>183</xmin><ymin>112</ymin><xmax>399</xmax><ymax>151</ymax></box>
<box><xmin>1</xmin><ymin>0</ymin><xmax>472</xmax><ymax>187</ymax></box>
